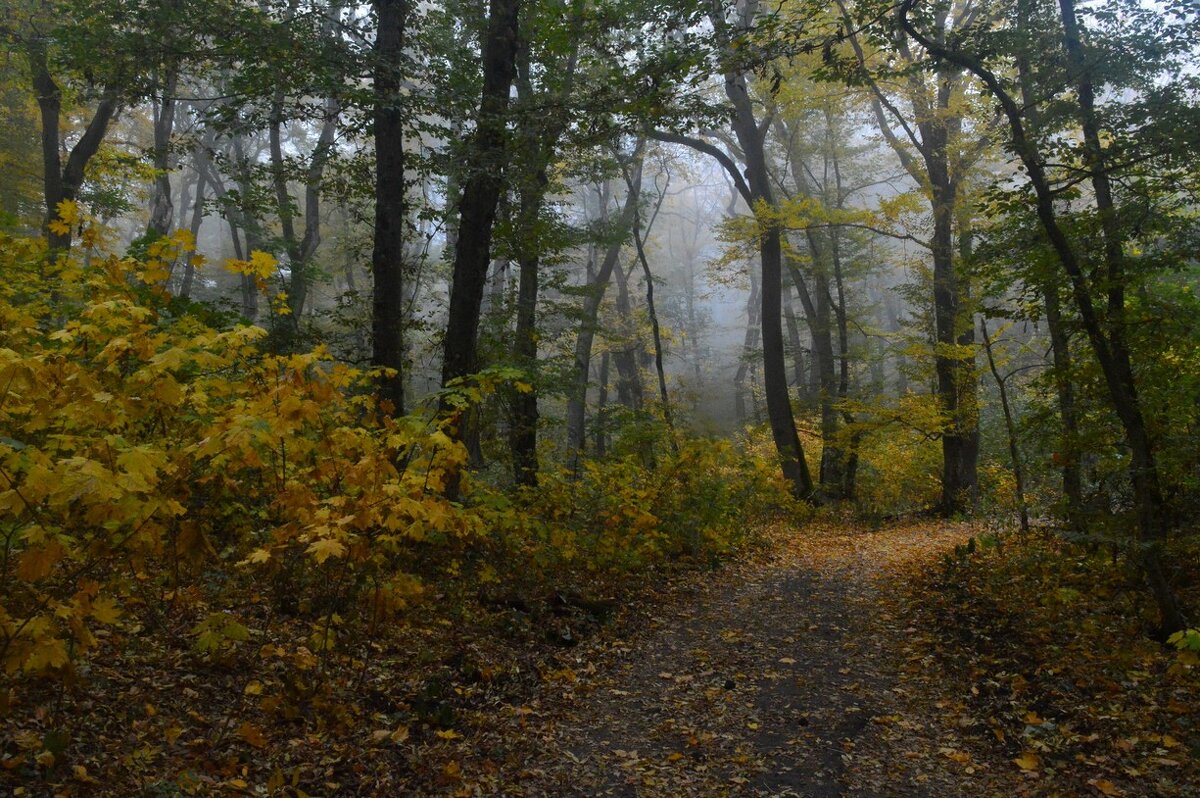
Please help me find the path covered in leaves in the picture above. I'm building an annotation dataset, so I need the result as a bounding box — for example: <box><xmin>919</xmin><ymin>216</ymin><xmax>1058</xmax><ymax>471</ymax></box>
<box><xmin>456</xmin><ymin>520</ymin><xmax>1029</xmax><ymax>797</ymax></box>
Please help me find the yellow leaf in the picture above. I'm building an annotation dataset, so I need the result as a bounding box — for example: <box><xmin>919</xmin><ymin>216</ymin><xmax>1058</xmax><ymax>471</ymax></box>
<box><xmin>90</xmin><ymin>597</ymin><xmax>122</xmax><ymax>625</ymax></box>
<box><xmin>25</xmin><ymin>637</ymin><xmax>69</xmax><ymax>672</ymax></box>
<box><xmin>237</xmin><ymin>722</ymin><xmax>267</xmax><ymax>749</ymax></box>
<box><xmin>1089</xmin><ymin>779</ymin><xmax>1123</xmax><ymax>796</ymax></box>
<box><xmin>241</xmin><ymin>548</ymin><xmax>272</xmax><ymax>565</ymax></box>
<box><xmin>56</xmin><ymin>200</ymin><xmax>80</xmax><ymax>225</ymax></box>
<box><xmin>306</xmin><ymin>538</ymin><xmax>346</xmax><ymax>565</ymax></box>
<box><xmin>16</xmin><ymin>541</ymin><xmax>65</xmax><ymax>581</ymax></box>
<box><xmin>1013</xmin><ymin>752</ymin><xmax>1040</xmax><ymax>771</ymax></box>
<box><xmin>244</xmin><ymin>680</ymin><xmax>264</xmax><ymax>696</ymax></box>
<box><xmin>435</xmin><ymin>729</ymin><xmax>461</xmax><ymax>740</ymax></box>
<box><xmin>248</xmin><ymin>250</ymin><xmax>278</xmax><ymax>279</ymax></box>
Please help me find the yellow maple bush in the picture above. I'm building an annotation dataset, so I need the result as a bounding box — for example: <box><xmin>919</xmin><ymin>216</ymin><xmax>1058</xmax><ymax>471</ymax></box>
<box><xmin>0</xmin><ymin>230</ymin><xmax>475</xmax><ymax>681</ymax></box>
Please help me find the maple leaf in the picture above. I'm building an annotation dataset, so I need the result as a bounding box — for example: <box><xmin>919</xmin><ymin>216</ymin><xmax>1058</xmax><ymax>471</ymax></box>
<box><xmin>90</xmin><ymin>597</ymin><xmax>122</xmax><ymax>625</ymax></box>
<box><xmin>307</xmin><ymin>538</ymin><xmax>346</xmax><ymax>564</ymax></box>
<box><xmin>25</xmin><ymin>637</ymin><xmax>69</xmax><ymax>672</ymax></box>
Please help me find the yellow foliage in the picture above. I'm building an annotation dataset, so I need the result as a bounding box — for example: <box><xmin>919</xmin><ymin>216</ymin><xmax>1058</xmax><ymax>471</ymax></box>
<box><xmin>0</xmin><ymin>232</ymin><xmax>475</xmax><ymax>680</ymax></box>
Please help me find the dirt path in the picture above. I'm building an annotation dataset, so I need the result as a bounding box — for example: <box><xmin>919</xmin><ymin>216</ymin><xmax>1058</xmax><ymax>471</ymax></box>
<box><xmin>468</xmin><ymin>520</ymin><xmax>1022</xmax><ymax>797</ymax></box>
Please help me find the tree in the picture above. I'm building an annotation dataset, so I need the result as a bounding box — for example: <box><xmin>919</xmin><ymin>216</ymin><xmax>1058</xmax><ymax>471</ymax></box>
<box><xmin>896</xmin><ymin>0</ymin><xmax>1200</xmax><ymax>633</ymax></box>
<box><xmin>370</xmin><ymin>0</ymin><xmax>409</xmax><ymax>414</ymax></box>
<box><xmin>835</xmin><ymin>0</ymin><xmax>991</xmax><ymax>514</ymax></box>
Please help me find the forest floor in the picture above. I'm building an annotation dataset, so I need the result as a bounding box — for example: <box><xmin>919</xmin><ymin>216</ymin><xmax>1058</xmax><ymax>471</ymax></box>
<box><xmin>8</xmin><ymin>518</ymin><xmax>1195</xmax><ymax>796</ymax></box>
<box><xmin>420</xmin><ymin>518</ymin><xmax>1196</xmax><ymax>798</ymax></box>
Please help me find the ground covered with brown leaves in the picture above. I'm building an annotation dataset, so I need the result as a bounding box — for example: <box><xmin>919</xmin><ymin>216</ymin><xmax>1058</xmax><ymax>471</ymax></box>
<box><xmin>6</xmin><ymin>519</ymin><xmax>1196</xmax><ymax>796</ymax></box>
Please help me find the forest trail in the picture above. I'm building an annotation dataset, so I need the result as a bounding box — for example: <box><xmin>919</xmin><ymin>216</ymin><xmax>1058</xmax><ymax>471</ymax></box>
<box><xmin>474</xmin><ymin>521</ymin><xmax>1021</xmax><ymax>797</ymax></box>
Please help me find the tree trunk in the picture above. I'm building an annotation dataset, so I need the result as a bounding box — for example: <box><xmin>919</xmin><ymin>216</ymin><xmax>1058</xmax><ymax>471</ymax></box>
<box><xmin>180</xmin><ymin>141</ymin><xmax>210</xmax><ymax>299</ymax></box>
<box><xmin>611</xmin><ymin>260</ymin><xmax>645</xmax><ymax>412</ymax></box>
<box><xmin>595</xmin><ymin>352</ymin><xmax>610</xmax><ymax>458</ymax></box>
<box><xmin>510</xmin><ymin>178</ymin><xmax>545</xmax><ymax>485</ymax></box>
<box><xmin>566</xmin><ymin>161</ymin><xmax>643</xmax><ymax>470</ymax></box>
<box><xmin>146</xmin><ymin>69</ymin><xmax>179</xmax><ymax>237</ymax></box>
<box><xmin>981</xmin><ymin>318</ymin><xmax>1030</xmax><ymax>534</ymax></box>
<box><xmin>721</xmin><ymin>55</ymin><xmax>814</xmax><ymax>499</ymax></box>
<box><xmin>29</xmin><ymin>38</ymin><xmax>119</xmax><ymax>252</ymax></box>
<box><xmin>371</xmin><ymin>0</ymin><xmax>409</xmax><ymax>415</ymax></box>
<box><xmin>440</xmin><ymin>0</ymin><xmax>521</xmax><ymax>393</ymax></box>
<box><xmin>629</xmin><ymin>181</ymin><xmax>677</xmax><ymax>452</ymax></box>
<box><xmin>734</xmin><ymin>267</ymin><xmax>761</xmax><ymax>426</ymax></box>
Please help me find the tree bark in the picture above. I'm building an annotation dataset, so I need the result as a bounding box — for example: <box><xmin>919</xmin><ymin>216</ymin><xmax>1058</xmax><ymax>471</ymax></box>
<box><xmin>980</xmin><ymin>318</ymin><xmax>1030</xmax><ymax>535</ymax></box>
<box><xmin>718</xmin><ymin>8</ymin><xmax>814</xmax><ymax>498</ymax></box>
<box><xmin>371</xmin><ymin>0</ymin><xmax>409</xmax><ymax>415</ymax></box>
<box><xmin>146</xmin><ymin>69</ymin><xmax>179</xmax><ymax>237</ymax></box>
<box><xmin>440</xmin><ymin>0</ymin><xmax>521</xmax><ymax>393</ymax></box>
<box><xmin>28</xmin><ymin>38</ymin><xmax>120</xmax><ymax>252</ymax></box>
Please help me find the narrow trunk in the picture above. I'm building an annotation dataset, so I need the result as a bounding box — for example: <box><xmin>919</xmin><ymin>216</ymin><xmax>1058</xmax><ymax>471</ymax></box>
<box><xmin>595</xmin><ymin>352</ymin><xmax>610</xmax><ymax>458</ymax></box>
<box><xmin>733</xmin><ymin>268</ymin><xmax>761</xmax><ymax>425</ymax></box>
<box><xmin>510</xmin><ymin>179</ymin><xmax>544</xmax><ymax>485</ymax></box>
<box><xmin>29</xmin><ymin>39</ymin><xmax>119</xmax><ymax>252</ymax></box>
<box><xmin>1013</xmin><ymin>0</ymin><xmax>1083</xmax><ymax>524</ymax></box>
<box><xmin>180</xmin><ymin>145</ymin><xmax>209</xmax><ymax>299</ymax></box>
<box><xmin>147</xmin><ymin>70</ymin><xmax>179</xmax><ymax>237</ymax></box>
<box><xmin>630</xmin><ymin>192</ymin><xmax>677</xmax><ymax>451</ymax></box>
<box><xmin>371</xmin><ymin>0</ymin><xmax>409</xmax><ymax>414</ymax></box>
<box><xmin>566</xmin><ymin>161</ymin><xmax>643</xmax><ymax>469</ymax></box>
<box><xmin>980</xmin><ymin>318</ymin><xmax>1030</xmax><ymax>534</ymax></box>
<box><xmin>611</xmin><ymin>261</ymin><xmax>645</xmax><ymax>411</ymax></box>
<box><xmin>724</xmin><ymin>70</ymin><xmax>813</xmax><ymax>498</ymax></box>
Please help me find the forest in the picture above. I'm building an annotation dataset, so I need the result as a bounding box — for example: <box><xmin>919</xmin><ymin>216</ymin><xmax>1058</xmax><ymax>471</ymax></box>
<box><xmin>0</xmin><ymin>0</ymin><xmax>1198</xmax><ymax>794</ymax></box>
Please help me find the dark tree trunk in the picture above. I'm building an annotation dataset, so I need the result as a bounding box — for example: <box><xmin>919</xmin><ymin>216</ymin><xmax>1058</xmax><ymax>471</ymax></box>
<box><xmin>981</xmin><ymin>317</ymin><xmax>1030</xmax><ymax>534</ymax></box>
<box><xmin>611</xmin><ymin>260</ymin><xmax>645</xmax><ymax>412</ymax></box>
<box><xmin>510</xmin><ymin>180</ymin><xmax>543</xmax><ymax>485</ymax></box>
<box><xmin>440</xmin><ymin>0</ymin><xmax>521</xmax><ymax>394</ymax></box>
<box><xmin>29</xmin><ymin>38</ymin><xmax>119</xmax><ymax>252</ymax></box>
<box><xmin>371</xmin><ymin>0</ymin><xmax>409</xmax><ymax>415</ymax></box>
<box><xmin>734</xmin><ymin>267</ymin><xmax>761</xmax><ymax>426</ymax></box>
<box><xmin>628</xmin><ymin>175</ymin><xmax>677</xmax><ymax>451</ymax></box>
<box><xmin>722</xmin><ymin>61</ymin><xmax>814</xmax><ymax>499</ymax></box>
<box><xmin>595</xmin><ymin>351</ymin><xmax>610</xmax><ymax>458</ymax></box>
<box><xmin>784</xmin><ymin>299</ymin><xmax>808</xmax><ymax>402</ymax></box>
<box><xmin>180</xmin><ymin>139</ymin><xmax>211</xmax><ymax>299</ymax></box>
<box><xmin>1011</xmin><ymin>0</ymin><xmax>1083</xmax><ymax>525</ymax></box>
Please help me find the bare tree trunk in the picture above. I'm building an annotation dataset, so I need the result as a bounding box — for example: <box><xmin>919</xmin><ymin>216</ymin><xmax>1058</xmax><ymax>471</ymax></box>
<box><xmin>981</xmin><ymin>318</ymin><xmax>1030</xmax><ymax>534</ymax></box>
<box><xmin>734</xmin><ymin>267</ymin><xmax>761</xmax><ymax>426</ymax></box>
<box><xmin>611</xmin><ymin>260</ymin><xmax>645</xmax><ymax>411</ymax></box>
<box><xmin>440</xmin><ymin>0</ymin><xmax>521</xmax><ymax>394</ymax></box>
<box><xmin>720</xmin><ymin>23</ymin><xmax>813</xmax><ymax>497</ymax></box>
<box><xmin>180</xmin><ymin>143</ymin><xmax>210</xmax><ymax>299</ymax></box>
<box><xmin>147</xmin><ymin>69</ymin><xmax>179</xmax><ymax>237</ymax></box>
<box><xmin>629</xmin><ymin>179</ymin><xmax>677</xmax><ymax>452</ymax></box>
<box><xmin>565</xmin><ymin>159</ymin><xmax>643</xmax><ymax>470</ymax></box>
<box><xmin>371</xmin><ymin>0</ymin><xmax>409</xmax><ymax>414</ymax></box>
